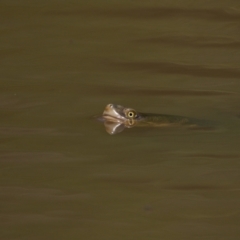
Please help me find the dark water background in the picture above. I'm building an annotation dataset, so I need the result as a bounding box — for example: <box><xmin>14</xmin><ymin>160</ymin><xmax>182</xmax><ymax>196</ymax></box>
<box><xmin>1</xmin><ymin>1</ymin><xmax>240</xmax><ymax>239</ymax></box>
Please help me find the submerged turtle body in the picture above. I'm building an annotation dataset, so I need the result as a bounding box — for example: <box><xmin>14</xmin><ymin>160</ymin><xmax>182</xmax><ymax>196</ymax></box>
<box><xmin>101</xmin><ymin>104</ymin><xmax>211</xmax><ymax>134</ymax></box>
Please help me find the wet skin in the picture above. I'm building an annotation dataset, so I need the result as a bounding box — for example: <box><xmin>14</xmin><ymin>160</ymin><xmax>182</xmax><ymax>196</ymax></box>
<box><xmin>101</xmin><ymin>104</ymin><xmax>212</xmax><ymax>134</ymax></box>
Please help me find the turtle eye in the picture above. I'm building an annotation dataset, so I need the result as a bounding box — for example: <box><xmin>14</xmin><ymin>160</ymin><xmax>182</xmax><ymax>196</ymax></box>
<box><xmin>127</xmin><ymin>111</ymin><xmax>137</xmax><ymax>119</ymax></box>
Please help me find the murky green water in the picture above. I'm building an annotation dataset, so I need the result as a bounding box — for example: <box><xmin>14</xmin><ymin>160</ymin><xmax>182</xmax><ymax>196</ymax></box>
<box><xmin>1</xmin><ymin>1</ymin><xmax>240</xmax><ymax>239</ymax></box>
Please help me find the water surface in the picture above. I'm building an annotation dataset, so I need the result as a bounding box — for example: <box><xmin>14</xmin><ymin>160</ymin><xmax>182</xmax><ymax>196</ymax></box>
<box><xmin>1</xmin><ymin>1</ymin><xmax>240</xmax><ymax>239</ymax></box>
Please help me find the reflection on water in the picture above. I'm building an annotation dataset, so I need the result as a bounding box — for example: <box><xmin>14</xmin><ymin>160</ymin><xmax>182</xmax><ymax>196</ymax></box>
<box><xmin>104</xmin><ymin>121</ymin><xmax>126</xmax><ymax>135</ymax></box>
<box><xmin>102</xmin><ymin>120</ymin><xmax>215</xmax><ymax>135</ymax></box>
<box><xmin>1</xmin><ymin>0</ymin><xmax>240</xmax><ymax>239</ymax></box>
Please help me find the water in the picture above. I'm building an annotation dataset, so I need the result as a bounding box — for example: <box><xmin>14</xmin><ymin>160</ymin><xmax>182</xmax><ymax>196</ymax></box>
<box><xmin>1</xmin><ymin>1</ymin><xmax>240</xmax><ymax>239</ymax></box>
